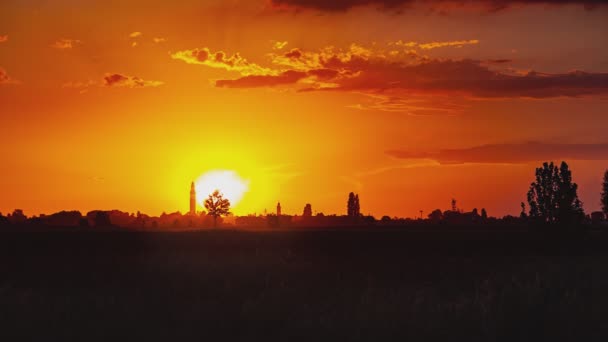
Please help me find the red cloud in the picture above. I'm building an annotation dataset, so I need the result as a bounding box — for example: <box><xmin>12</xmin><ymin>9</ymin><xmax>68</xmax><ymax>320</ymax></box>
<box><xmin>334</xmin><ymin>60</ymin><xmax>608</xmax><ymax>98</ymax></box>
<box><xmin>174</xmin><ymin>43</ymin><xmax>608</xmax><ymax>112</ymax></box>
<box><xmin>307</xmin><ymin>68</ymin><xmax>340</xmax><ymax>80</ymax></box>
<box><xmin>217</xmin><ymin>46</ymin><xmax>608</xmax><ymax>98</ymax></box>
<box><xmin>270</xmin><ymin>0</ymin><xmax>608</xmax><ymax>12</ymax></box>
<box><xmin>487</xmin><ymin>59</ymin><xmax>513</xmax><ymax>64</ymax></box>
<box><xmin>284</xmin><ymin>48</ymin><xmax>303</xmax><ymax>59</ymax></box>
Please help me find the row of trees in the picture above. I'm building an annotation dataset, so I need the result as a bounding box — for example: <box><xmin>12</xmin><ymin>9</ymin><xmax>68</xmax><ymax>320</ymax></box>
<box><xmin>235</xmin><ymin>163</ymin><xmax>608</xmax><ymax>226</ymax></box>
<box><xmin>236</xmin><ymin>162</ymin><xmax>608</xmax><ymax>227</ymax></box>
<box><xmin>522</xmin><ymin>162</ymin><xmax>608</xmax><ymax>226</ymax></box>
<box><xmin>2</xmin><ymin>162</ymin><xmax>607</xmax><ymax>230</ymax></box>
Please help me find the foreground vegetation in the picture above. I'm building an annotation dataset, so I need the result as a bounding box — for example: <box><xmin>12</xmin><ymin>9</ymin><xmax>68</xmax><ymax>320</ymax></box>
<box><xmin>1</xmin><ymin>229</ymin><xmax>608</xmax><ymax>341</ymax></box>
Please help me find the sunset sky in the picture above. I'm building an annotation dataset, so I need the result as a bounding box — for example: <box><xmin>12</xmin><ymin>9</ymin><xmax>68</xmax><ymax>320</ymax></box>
<box><xmin>1</xmin><ymin>0</ymin><xmax>607</xmax><ymax>218</ymax></box>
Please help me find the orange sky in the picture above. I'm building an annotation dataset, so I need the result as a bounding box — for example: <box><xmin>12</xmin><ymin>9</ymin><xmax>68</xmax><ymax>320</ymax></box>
<box><xmin>1</xmin><ymin>0</ymin><xmax>607</xmax><ymax>218</ymax></box>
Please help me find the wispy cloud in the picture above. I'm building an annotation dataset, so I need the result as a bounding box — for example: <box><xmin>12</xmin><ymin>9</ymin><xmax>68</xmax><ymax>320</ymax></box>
<box><xmin>63</xmin><ymin>73</ymin><xmax>163</xmax><ymax>91</ymax></box>
<box><xmin>103</xmin><ymin>73</ymin><xmax>164</xmax><ymax>88</ymax></box>
<box><xmin>171</xmin><ymin>47</ymin><xmax>274</xmax><ymax>76</ymax></box>
<box><xmin>0</xmin><ymin>67</ymin><xmax>18</xmax><ymax>85</ymax></box>
<box><xmin>51</xmin><ymin>38</ymin><xmax>81</xmax><ymax>49</ymax></box>
<box><xmin>271</xmin><ymin>40</ymin><xmax>288</xmax><ymax>50</ymax></box>
<box><xmin>486</xmin><ymin>59</ymin><xmax>513</xmax><ymax>64</ymax></box>
<box><xmin>387</xmin><ymin>142</ymin><xmax>608</xmax><ymax>164</ymax></box>
<box><xmin>62</xmin><ymin>80</ymin><xmax>97</xmax><ymax>93</ymax></box>
<box><xmin>129</xmin><ymin>32</ymin><xmax>142</xmax><ymax>47</ymax></box>
<box><xmin>419</xmin><ymin>40</ymin><xmax>479</xmax><ymax>50</ymax></box>
<box><xmin>347</xmin><ymin>94</ymin><xmax>466</xmax><ymax>115</ymax></box>
<box><xmin>354</xmin><ymin>161</ymin><xmax>441</xmax><ymax>178</ymax></box>
<box><xmin>0</xmin><ymin>35</ymin><xmax>8</xmax><ymax>43</ymax></box>
<box><xmin>216</xmin><ymin>70</ymin><xmax>308</xmax><ymax>88</ymax></box>
<box><xmin>393</xmin><ymin>39</ymin><xmax>480</xmax><ymax>50</ymax></box>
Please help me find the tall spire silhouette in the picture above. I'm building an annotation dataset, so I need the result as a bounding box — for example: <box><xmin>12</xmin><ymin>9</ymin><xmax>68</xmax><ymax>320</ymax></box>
<box><xmin>190</xmin><ymin>181</ymin><xmax>196</xmax><ymax>215</ymax></box>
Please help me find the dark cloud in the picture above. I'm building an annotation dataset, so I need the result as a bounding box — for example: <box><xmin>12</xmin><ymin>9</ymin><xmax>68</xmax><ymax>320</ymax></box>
<box><xmin>176</xmin><ymin>43</ymin><xmax>608</xmax><ymax>107</ymax></box>
<box><xmin>387</xmin><ymin>142</ymin><xmax>608</xmax><ymax>164</ymax></box>
<box><xmin>215</xmin><ymin>68</ymin><xmax>345</xmax><ymax>88</ymax></box>
<box><xmin>270</xmin><ymin>0</ymin><xmax>608</xmax><ymax>12</ymax></box>
<box><xmin>284</xmin><ymin>48</ymin><xmax>303</xmax><ymax>59</ymax></box>
<box><xmin>487</xmin><ymin>59</ymin><xmax>513</xmax><ymax>64</ymax></box>
<box><xmin>219</xmin><ymin>53</ymin><xmax>608</xmax><ymax>98</ymax></box>
<box><xmin>103</xmin><ymin>73</ymin><xmax>163</xmax><ymax>88</ymax></box>
<box><xmin>307</xmin><ymin>68</ymin><xmax>340</xmax><ymax>80</ymax></box>
<box><xmin>216</xmin><ymin>70</ymin><xmax>307</xmax><ymax>88</ymax></box>
<box><xmin>359</xmin><ymin>60</ymin><xmax>608</xmax><ymax>98</ymax></box>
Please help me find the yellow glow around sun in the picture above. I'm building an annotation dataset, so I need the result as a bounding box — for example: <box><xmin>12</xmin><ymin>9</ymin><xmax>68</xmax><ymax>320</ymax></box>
<box><xmin>195</xmin><ymin>170</ymin><xmax>249</xmax><ymax>208</ymax></box>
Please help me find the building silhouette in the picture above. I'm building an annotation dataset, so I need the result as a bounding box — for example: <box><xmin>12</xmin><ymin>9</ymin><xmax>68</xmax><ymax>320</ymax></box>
<box><xmin>190</xmin><ymin>181</ymin><xmax>196</xmax><ymax>215</ymax></box>
<box><xmin>277</xmin><ymin>202</ymin><xmax>282</xmax><ymax>216</ymax></box>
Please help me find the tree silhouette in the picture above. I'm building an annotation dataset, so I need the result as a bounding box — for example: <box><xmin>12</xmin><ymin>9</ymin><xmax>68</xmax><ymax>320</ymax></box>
<box><xmin>520</xmin><ymin>202</ymin><xmax>528</xmax><ymax>219</ymax></box>
<box><xmin>602</xmin><ymin>170</ymin><xmax>608</xmax><ymax>217</ymax></box>
<box><xmin>451</xmin><ymin>199</ymin><xmax>457</xmax><ymax>212</ymax></box>
<box><xmin>347</xmin><ymin>192</ymin><xmax>355</xmax><ymax>217</ymax></box>
<box><xmin>204</xmin><ymin>190</ymin><xmax>231</xmax><ymax>227</ymax></box>
<box><xmin>481</xmin><ymin>208</ymin><xmax>488</xmax><ymax>221</ymax></box>
<box><xmin>92</xmin><ymin>211</ymin><xmax>111</xmax><ymax>227</ymax></box>
<box><xmin>428</xmin><ymin>209</ymin><xmax>443</xmax><ymax>223</ymax></box>
<box><xmin>303</xmin><ymin>203</ymin><xmax>312</xmax><ymax>217</ymax></box>
<box><xmin>0</xmin><ymin>212</ymin><xmax>8</xmax><ymax>227</ymax></box>
<box><xmin>347</xmin><ymin>192</ymin><xmax>361</xmax><ymax>219</ymax></box>
<box><xmin>527</xmin><ymin>161</ymin><xmax>584</xmax><ymax>225</ymax></box>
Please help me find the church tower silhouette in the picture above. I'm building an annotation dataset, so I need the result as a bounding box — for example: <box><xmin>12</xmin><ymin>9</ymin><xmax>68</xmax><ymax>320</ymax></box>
<box><xmin>190</xmin><ymin>182</ymin><xmax>196</xmax><ymax>215</ymax></box>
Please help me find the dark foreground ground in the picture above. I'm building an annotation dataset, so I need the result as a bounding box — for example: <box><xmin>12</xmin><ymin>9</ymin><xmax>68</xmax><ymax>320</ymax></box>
<box><xmin>2</xmin><ymin>229</ymin><xmax>608</xmax><ymax>341</ymax></box>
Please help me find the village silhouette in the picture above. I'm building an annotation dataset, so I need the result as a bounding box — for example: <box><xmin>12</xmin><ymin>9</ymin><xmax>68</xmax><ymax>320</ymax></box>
<box><xmin>2</xmin><ymin>161</ymin><xmax>608</xmax><ymax>231</ymax></box>
<box><xmin>3</xmin><ymin>161</ymin><xmax>608</xmax><ymax>341</ymax></box>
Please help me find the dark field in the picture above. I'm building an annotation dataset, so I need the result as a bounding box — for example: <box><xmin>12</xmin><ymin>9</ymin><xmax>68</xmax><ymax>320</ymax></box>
<box><xmin>2</xmin><ymin>229</ymin><xmax>608</xmax><ymax>341</ymax></box>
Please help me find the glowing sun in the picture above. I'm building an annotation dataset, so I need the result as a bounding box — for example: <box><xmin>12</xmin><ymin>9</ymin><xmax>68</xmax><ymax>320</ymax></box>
<box><xmin>195</xmin><ymin>170</ymin><xmax>249</xmax><ymax>207</ymax></box>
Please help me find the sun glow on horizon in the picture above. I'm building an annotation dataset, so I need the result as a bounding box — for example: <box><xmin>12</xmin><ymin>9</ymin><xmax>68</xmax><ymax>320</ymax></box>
<box><xmin>195</xmin><ymin>170</ymin><xmax>249</xmax><ymax>209</ymax></box>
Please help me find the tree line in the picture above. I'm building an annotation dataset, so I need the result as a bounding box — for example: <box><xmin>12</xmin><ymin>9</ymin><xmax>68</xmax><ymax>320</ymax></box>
<box><xmin>1</xmin><ymin>161</ymin><xmax>608</xmax><ymax>230</ymax></box>
<box><xmin>522</xmin><ymin>161</ymin><xmax>608</xmax><ymax>227</ymax></box>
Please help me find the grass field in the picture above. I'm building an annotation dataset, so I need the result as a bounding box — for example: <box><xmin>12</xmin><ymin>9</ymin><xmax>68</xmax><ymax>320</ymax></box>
<box><xmin>1</xmin><ymin>229</ymin><xmax>608</xmax><ymax>341</ymax></box>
